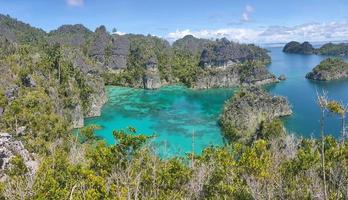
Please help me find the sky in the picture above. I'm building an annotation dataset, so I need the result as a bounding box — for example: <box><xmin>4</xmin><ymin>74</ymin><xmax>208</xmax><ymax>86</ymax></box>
<box><xmin>1</xmin><ymin>0</ymin><xmax>348</xmax><ymax>44</ymax></box>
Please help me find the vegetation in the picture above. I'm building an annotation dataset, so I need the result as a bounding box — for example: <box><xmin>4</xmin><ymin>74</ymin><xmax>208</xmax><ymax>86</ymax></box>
<box><xmin>318</xmin><ymin>43</ymin><xmax>348</xmax><ymax>56</ymax></box>
<box><xmin>283</xmin><ymin>41</ymin><xmax>315</xmax><ymax>54</ymax></box>
<box><xmin>283</xmin><ymin>41</ymin><xmax>348</xmax><ymax>56</ymax></box>
<box><xmin>0</xmin><ymin>13</ymin><xmax>347</xmax><ymax>200</ymax></box>
<box><xmin>306</xmin><ymin>57</ymin><xmax>348</xmax><ymax>81</ymax></box>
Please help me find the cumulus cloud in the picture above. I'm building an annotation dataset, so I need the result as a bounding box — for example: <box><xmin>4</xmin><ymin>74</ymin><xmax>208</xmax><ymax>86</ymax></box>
<box><xmin>66</xmin><ymin>0</ymin><xmax>84</xmax><ymax>7</ymax></box>
<box><xmin>241</xmin><ymin>5</ymin><xmax>254</xmax><ymax>22</ymax></box>
<box><xmin>166</xmin><ymin>21</ymin><xmax>348</xmax><ymax>44</ymax></box>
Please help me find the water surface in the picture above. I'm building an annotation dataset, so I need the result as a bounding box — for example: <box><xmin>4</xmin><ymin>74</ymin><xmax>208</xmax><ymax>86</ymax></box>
<box><xmin>86</xmin><ymin>47</ymin><xmax>348</xmax><ymax>156</ymax></box>
<box><xmin>86</xmin><ymin>86</ymin><xmax>234</xmax><ymax>157</ymax></box>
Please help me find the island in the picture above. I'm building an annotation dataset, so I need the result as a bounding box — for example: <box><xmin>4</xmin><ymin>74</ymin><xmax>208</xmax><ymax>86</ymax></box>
<box><xmin>283</xmin><ymin>41</ymin><xmax>315</xmax><ymax>54</ymax></box>
<box><xmin>283</xmin><ymin>41</ymin><xmax>348</xmax><ymax>56</ymax></box>
<box><xmin>306</xmin><ymin>57</ymin><xmax>348</xmax><ymax>81</ymax></box>
<box><xmin>220</xmin><ymin>87</ymin><xmax>292</xmax><ymax>143</ymax></box>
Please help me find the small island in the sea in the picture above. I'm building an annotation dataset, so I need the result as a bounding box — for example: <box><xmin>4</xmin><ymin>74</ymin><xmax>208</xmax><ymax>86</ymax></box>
<box><xmin>306</xmin><ymin>57</ymin><xmax>348</xmax><ymax>81</ymax></box>
<box><xmin>283</xmin><ymin>41</ymin><xmax>348</xmax><ymax>56</ymax></box>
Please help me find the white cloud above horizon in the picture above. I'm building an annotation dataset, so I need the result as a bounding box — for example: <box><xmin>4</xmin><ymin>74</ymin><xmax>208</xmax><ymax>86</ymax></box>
<box><xmin>66</xmin><ymin>0</ymin><xmax>84</xmax><ymax>7</ymax></box>
<box><xmin>166</xmin><ymin>21</ymin><xmax>348</xmax><ymax>44</ymax></box>
<box><xmin>241</xmin><ymin>5</ymin><xmax>254</xmax><ymax>22</ymax></box>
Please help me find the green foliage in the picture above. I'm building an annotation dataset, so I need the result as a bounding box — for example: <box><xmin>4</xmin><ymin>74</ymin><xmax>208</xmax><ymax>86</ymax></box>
<box><xmin>318</xmin><ymin>43</ymin><xmax>348</xmax><ymax>56</ymax></box>
<box><xmin>326</xmin><ymin>100</ymin><xmax>345</xmax><ymax>116</ymax></box>
<box><xmin>78</xmin><ymin>125</ymin><xmax>101</xmax><ymax>143</ymax></box>
<box><xmin>258</xmin><ymin>118</ymin><xmax>285</xmax><ymax>140</ymax></box>
<box><xmin>0</xmin><ymin>14</ymin><xmax>46</xmax><ymax>45</ymax></box>
<box><xmin>7</xmin><ymin>156</ymin><xmax>28</xmax><ymax>177</ymax></box>
<box><xmin>171</xmin><ymin>49</ymin><xmax>200</xmax><ymax>87</ymax></box>
<box><xmin>0</xmin><ymin>89</ymin><xmax>7</xmax><ymax>108</ymax></box>
<box><xmin>283</xmin><ymin>41</ymin><xmax>314</xmax><ymax>54</ymax></box>
<box><xmin>314</xmin><ymin>57</ymin><xmax>348</xmax><ymax>72</ymax></box>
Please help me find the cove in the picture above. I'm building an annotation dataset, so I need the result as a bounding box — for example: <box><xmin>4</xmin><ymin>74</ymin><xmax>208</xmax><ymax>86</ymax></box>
<box><xmin>85</xmin><ymin>85</ymin><xmax>235</xmax><ymax>157</ymax></box>
<box><xmin>85</xmin><ymin>47</ymin><xmax>348</xmax><ymax>157</ymax></box>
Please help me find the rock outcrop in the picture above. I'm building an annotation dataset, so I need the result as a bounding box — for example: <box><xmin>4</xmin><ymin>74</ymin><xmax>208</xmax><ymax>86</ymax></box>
<box><xmin>61</xmin><ymin>48</ymin><xmax>107</xmax><ymax>126</ymax></box>
<box><xmin>306</xmin><ymin>58</ymin><xmax>348</xmax><ymax>81</ymax></box>
<box><xmin>278</xmin><ymin>75</ymin><xmax>286</xmax><ymax>81</ymax></box>
<box><xmin>88</xmin><ymin>26</ymin><xmax>130</xmax><ymax>71</ymax></box>
<box><xmin>0</xmin><ymin>133</ymin><xmax>38</xmax><ymax>181</ymax></box>
<box><xmin>143</xmin><ymin>57</ymin><xmax>161</xmax><ymax>89</ymax></box>
<box><xmin>199</xmin><ymin>38</ymin><xmax>271</xmax><ymax>68</ymax></box>
<box><xmin>220</xmin><ymin>87</ymin><xmax>292</xmax><ymax>143</ymax></box>
<box><xmin>283</xmin><ymin>41</ymin><xmax>315</xmax><ymax>54</ymax></box>
<box><xmin>191</xmin><ymin>38</ymin><xmax>275</xmax><ymax>89</ymax></box>
<box><xmin>194</xmin><ymin>62</ymin><xmax>277</xmax><ymax>89</ymax></box>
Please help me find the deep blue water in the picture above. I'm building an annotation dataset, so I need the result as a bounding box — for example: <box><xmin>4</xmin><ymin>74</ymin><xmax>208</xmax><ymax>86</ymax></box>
<box><xmin>266</xmin><ymin>47</ymin><xmax>348</xmax><ymax>138</ymax></box>
<box><xmin>85</xmin><ymin>47</ymin><xmax>348</xmax><ymax>156</ymax></box>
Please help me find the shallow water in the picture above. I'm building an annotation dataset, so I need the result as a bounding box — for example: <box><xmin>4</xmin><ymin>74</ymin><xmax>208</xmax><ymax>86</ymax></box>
<box><xmin>85</xmin><ymin>47</ymin><xmax>348</xmax><ymax>156</ymax></box>
<box><xmin>85</xmin><ymin>85</ymin><xmax>234</xmax><ymax>157</ymax></box>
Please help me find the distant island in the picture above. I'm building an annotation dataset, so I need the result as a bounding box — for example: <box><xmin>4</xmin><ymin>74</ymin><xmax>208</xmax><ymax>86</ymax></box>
<box><xmin>283</xmin><ymin>41</ymin><xmax>348</xmax><ymax>56</ymax></box>
<box><xmin>306</xmin><ymin>58</ymin><xmax>348</xmax><ymax>81</ymax></box>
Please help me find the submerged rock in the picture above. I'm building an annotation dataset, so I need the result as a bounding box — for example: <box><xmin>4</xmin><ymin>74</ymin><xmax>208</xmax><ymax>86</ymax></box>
<box><xmin>0</xmin><ymin>133</ymin><xmax>38</xmax><ymax>181</ymax></box>
<box><xmin>306</xmin><ymin>58</ymin><xmax>348</xmax><ymax>81</ymax></box>
<box><xmin>220</xmin><ymin>87</ymin><xmax>292</xmax><ymax>143</ymax></box>
<box><xmin>278</xmin><ymin>75</ymin><xmax>286</xmax><ymax>81</ymax></box>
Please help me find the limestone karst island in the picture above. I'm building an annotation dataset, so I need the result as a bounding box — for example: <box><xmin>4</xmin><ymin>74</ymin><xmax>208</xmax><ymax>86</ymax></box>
<box><xmin>0</xmin><ymin>0</ymin><xmax>348</xmax><ymax>199</ymax></box>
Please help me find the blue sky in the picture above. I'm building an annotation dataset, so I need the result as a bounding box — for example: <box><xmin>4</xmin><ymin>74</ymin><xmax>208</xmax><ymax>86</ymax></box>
<box><xmin>1</xmin><ymin>0</ymin><xmax>348</xmax><ymax>43</ymax></box>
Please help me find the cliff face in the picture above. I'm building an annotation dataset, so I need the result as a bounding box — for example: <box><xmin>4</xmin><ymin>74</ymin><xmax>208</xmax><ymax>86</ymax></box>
<box><xmin>306</xmin><ymin>58</ymin><xmax>348</xmax><ymax>81</ymax></box>
<box><xmin>199</xmin><ymin>38</ymin><xmax>271</xmax><ymax>67</ymax></box>
<box><xmin>192</xmin><ymin>38</ymin><xmax>275</xmax><ymax>89</ymax></box>
<box><xmin>194</xmin><ymin>62</ymin><xmax>277</xmax><ymax>89</ymax></box>
<box><xmin>220</xmin><ymin>87</ymin><xmax>292</xmax><ymax>143</ymax></box>
<box><xmin>143</xmin><ymin>57</ymin><xmax>161</xmax><ymax>89</ymax></box>
<box><xmin>88</xmin><ymin>26</ymin><xmax>130</xmax><ymax>71</ymax></box>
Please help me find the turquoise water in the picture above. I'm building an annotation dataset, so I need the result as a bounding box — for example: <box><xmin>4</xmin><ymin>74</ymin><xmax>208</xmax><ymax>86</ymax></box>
<box><xmin>85</xmin><ymin>47</ymin><xmax>348</xmax><ymax>156</ymax></box>
<box><xmin>85</xmin><ymin>85</ymin><xmax>235</xmax><ymax>157</ymax></box>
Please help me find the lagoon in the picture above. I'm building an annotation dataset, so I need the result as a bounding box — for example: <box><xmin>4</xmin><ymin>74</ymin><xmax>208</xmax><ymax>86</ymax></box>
<box><xmin>85</xmin><ymin>47</ymin><xmax>348</xmax><ymax>156</ymax></box>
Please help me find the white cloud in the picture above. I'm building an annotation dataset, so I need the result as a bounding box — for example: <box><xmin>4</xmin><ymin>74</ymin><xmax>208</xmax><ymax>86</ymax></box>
<box><xmin>66</xmin><ymin>0</ymin><xmax>84</xmax><ymax>7</ymax></box>
<box><xmin>166</xmin><ymin>21</ymin><xmax>348</xmax><ymax>44</ymax></box>
<box><xmin>167</xmin><ymin>28</ymin><xmax>261</xmax><ymax>43</ymax></box>
<box><xmin>241</xmin><ymin>5</ymin><xmax>254</xmax><ymax>22</ymax></box>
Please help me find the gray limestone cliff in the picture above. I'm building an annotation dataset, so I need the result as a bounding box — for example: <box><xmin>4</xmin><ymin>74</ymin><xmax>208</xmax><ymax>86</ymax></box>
<box><xmin>143</xmin><ymin>57</ymin><xmax>162</xmax><ymax>89</ymax></box>
<box><xmin>193</xmin><ymin>62</ymin><xmax>277</xmax><ymax>89</ymax></box>
<box><xmin>88</xmin><ymin>26</ymin><xmax>130</xmax><ymax>71</ymax></box>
